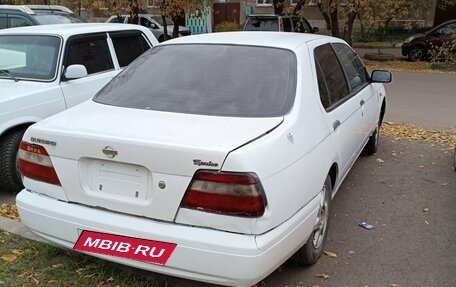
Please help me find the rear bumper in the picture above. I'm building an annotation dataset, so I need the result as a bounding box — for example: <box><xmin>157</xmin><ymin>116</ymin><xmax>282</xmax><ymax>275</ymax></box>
<box><xmin>16</xmin><ymin>190</ymin><xmax>320</xmax><ymax>287</ymax></box>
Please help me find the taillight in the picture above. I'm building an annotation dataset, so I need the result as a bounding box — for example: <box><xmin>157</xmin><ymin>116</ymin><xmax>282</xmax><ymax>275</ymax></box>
<box><xmin>18</xmin><ymin>141</ymin><xmax>61</xmax><ymax>185</ymax></box>
<box><xmin>278</xmin><ymin>18</ymin><xmax>284</xmax><ymax>31</ymax></box>
<box><xmin>181</xmin><ymin>170</ymin><xmax>266</xmax><ymax>217</ymax></box>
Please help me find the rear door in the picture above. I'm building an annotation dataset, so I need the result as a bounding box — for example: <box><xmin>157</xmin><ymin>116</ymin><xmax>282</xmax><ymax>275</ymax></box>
<box><xmin>331</xmin><ymin>43</ymin><xmax>377</xmax><ymax>142</ymax></box>
<box><xmin>313</xmin><ymin>42</ymin><xmax>363</xmax><ymax>177</ymax></box>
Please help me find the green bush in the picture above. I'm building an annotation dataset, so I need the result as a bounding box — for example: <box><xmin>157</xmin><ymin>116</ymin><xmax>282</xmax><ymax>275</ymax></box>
<box><xmin>429</xmin><ymin>40</ymin><xmax>456</xmax><ymax>70</ymax></box>
<box><xmin>214</xmin><ymin>21</ymin><xmax>241</xmax><ymax>32</ymax></box>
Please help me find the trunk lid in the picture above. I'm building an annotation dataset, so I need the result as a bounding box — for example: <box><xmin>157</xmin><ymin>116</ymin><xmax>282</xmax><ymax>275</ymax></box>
<box><xmin>26</xmin><ymin>100</ymin><xmax>282</xmax><ymax>221</ymax></box>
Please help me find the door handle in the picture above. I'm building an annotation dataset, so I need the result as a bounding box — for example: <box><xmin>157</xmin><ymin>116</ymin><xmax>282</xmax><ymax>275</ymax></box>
<box><xmin>360</xmin><ymin>99</ymin><xmax>365</xmax><ymax>106</ymax></box>
<box><xmin>333</xmin><ymin>120</ymin><xmax>341</xmax><ymax>130</ymax></box>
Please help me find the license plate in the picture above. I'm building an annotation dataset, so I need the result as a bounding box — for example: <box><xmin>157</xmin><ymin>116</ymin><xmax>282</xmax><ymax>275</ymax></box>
<box><xmin>74</xmin><ymin>230</ymin><xmax>176</xmax><ymax>265</ymax></box>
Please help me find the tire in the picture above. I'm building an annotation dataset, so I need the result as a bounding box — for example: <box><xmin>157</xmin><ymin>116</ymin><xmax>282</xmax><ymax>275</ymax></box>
<box><xmin>408</xmin><ymin>47</ymin><xmax>425</xmax><ymax>62</ymax></box>
<box><xmin>291</xmin><ymin>175</ymin><xmax>331</xmax><ymax>266</ymax></box>
<box><xmin>0</xmin><ymin>129</ymin><xmax>26</xmax><ymax>192</ymax></box>
<box><xmin>364</xmin><ymin>123</ymin><xmax>380</xmax><ymax>155</ymax></box>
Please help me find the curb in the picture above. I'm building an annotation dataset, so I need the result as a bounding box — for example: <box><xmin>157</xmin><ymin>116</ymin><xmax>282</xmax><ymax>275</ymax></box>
<box><xmin>0</xmin><ymin>216</ymin><xmax>43</xmax><ymax>242</ymax></box>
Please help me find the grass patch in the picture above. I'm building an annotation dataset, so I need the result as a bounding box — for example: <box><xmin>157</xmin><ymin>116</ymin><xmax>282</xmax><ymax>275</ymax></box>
<box><xmin>0</xmin><ymin>231</ymin><xmax>171</xmax><ymax>287</ymax></box>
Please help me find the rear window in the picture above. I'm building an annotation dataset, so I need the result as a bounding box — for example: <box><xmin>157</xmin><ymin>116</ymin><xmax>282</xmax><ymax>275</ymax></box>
<box><xmin>94</xmin><ymin>44</ymin><xmax>297</xmax><ymax>117</ymax></box>
<box><xmin>244</xmin><ymin>17</ymin><xmax>279</xmax><ymax>31</ymax></box>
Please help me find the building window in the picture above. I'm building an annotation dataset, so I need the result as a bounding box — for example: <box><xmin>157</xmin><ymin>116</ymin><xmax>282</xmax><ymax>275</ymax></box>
<box><xmin>256</xmin><ymin>0</ymin><xmax>273</xmax><ymax>6</ymax></box>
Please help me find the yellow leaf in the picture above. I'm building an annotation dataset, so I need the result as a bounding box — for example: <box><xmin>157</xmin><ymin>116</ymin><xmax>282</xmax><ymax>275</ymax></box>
<box><xmin>392</xmin><ymin>284</ymin><xmax>400</xmax><ymax>287</ymax></box>
<box><xmin>423</xmin><ymin>208</ymin><xmax>430</xmax><ymax>212</ymax></box>
<box><xmin>324</xmin><ymin>250</ymin><xmax>338</xmax><ymax>258</ymax></box>
<box><xmin>1</xmin><ymin>253</ymin><xmax>17</xmax><ymax>262</ymax></box>
<box><xmin>316</xmin><ymin>273</ymin><xmax>330</xmax><ymax>281</ymax></box>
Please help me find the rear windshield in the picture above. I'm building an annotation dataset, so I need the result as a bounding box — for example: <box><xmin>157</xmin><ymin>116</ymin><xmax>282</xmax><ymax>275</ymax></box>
<box><xmin>94</xmin><ymin>44</ymin><xmax>296</xmax><ymax>117</ymax></box>
<box><xmin>244</xmin><ymin>17</ymin><xmax>278</xmax><ymax>31</ymax></box>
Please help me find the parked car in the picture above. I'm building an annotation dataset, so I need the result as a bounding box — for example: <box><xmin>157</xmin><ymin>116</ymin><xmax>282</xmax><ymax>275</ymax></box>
<box><xmin>0</xmin><ymin>23</ymin><xmax>158</xmax><ymax>192</ymax></box>
<box><xmin>0</xmin><ymin>5</ymin><xmax>85</xmax><ymax>29</ymax></box>
<box><xmin>106</xmin><ymin>14</ymin><xmax>190</xmax><ymax>42</ymax></box>
<box><xmin>401</xmin><ymin>19</ymin><xmax>456</xmax><ymax>61</ymax></box>
<box><xmin>16</xmin><ymin>32</ymin><xmax>391</xmax><ymax>287</ymax></box>
<box><xmin>243</xmin><ymin>14</ymin><xmax>319</xmax><ymax>33</ymax></box>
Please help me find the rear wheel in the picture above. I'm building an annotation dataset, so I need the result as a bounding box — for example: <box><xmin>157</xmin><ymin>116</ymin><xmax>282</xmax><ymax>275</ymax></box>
<box><xmin>408</xmin><ymin>46</ymin><xmax>425</xmax><ymax>62</ymax></box>
<box><xmin>291</xmin><ymin>175</ymin><xmax>331</xmax><ymax>266</ymax></box>
<box><xmin>0</xmin><ymin>129</ymin><xmax>25</xmax><ymax>192</ymax></box>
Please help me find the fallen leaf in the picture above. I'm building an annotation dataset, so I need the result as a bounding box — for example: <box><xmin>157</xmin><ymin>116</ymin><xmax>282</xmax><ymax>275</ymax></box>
<box><xmin>324</xmin><ymin>250</ymin><xmax>338</xmax><ymax>258</ymax></box>
<box><xmin>423</xmin><ymin>208</ymin><xmax>430</xmax><ymax>212</ymax></box>
<box><xmin>392</xmin><ymin>284</ymin><xmax>400</xmax><ymax>287</ymax></box>
<box><xmin>1</xmin><ymin>253</ymin><xmax>17</xmax><ymax>262</ymax></box>
<box><xmin>0</xmin><ymin>204</ymin><xmax>20</xmax><ymax>221</ymax></box>
<box><xmin>381</xmin><ymin>124</ymin><xmax>456</xmax><ymax>148</ymax></box>
<box><xmin>441</xmin><ymin>183</ymin><xmax>448</xmax><ymax>186</ymax></box>
<box><xmin>316</xmin><ymin>273</ymin><xmax>330</xmax><ymax>281</ymax></box>
<box><xmin>376</xmin><ymin>158</ymin><xmax>385</xmax><ymax>163</ymax></box>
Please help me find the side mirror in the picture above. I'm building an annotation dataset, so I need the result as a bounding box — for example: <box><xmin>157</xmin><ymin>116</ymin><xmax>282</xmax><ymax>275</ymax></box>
<box><xmin>63</xmin><ymin>64</ymin><xmax>88</xmax><ymax>80</ymax></box>
<box><xmin>312</xmin><ymin>27</ymin><xmax>319</xmax><ymax>33</ymax></box>
<box><xmin>371</xmin><ymin>70</ymin><xmax>392</xmax><ymax>83</ymax></box>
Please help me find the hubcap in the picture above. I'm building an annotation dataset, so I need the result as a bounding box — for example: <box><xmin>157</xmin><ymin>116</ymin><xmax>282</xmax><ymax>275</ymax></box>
<box><xmin>312</xmin><ymin>185</ymin><xmax>329</xmax><ymax>249</ymax></box>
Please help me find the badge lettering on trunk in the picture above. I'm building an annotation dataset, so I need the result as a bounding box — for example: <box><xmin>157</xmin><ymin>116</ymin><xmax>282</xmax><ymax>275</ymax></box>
<box><xmin>102</xmin><ymin>146</ymin><xmax>118</xmax><ymax>158</ymax></box>
<box><xmin>193</xmin><ymin>159</ymin><xmax>219</xmax><ymax>167</ymax></box>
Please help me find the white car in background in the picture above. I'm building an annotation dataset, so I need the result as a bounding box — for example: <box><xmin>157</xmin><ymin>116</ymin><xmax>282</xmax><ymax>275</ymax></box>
<box><xmin>17</xmin><ymin>32</ymin><xmax>391</xmax><ymax>286</ymax></box>
<box><xmin>0</xmin><ymin>23</ymin><xmax>158</xmax><ymax>192</ymax></box>
<box><xmin>106</xmin><ymin>14</ymin><xmax>191</xmax><ymax>42</ymax></box>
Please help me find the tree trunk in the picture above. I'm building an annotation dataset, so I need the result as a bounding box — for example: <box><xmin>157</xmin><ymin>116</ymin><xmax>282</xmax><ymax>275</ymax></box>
<box><xmin>129</xmin><ymin>0</ymin><xmax>139</xmax><ymax>25</ymax></box>
<box><xmin>172</xmin><ymin>14</ymin><xmax>184</xmax><ymax>38</ymax></box>
<box><xmin>342</xmin><ymin>10</ymin><xmax>357</xmax><ymax>46</ymax></box>
<box><xmin>162</xmin><ymin>15</ymin><xmax>169</xmax><ymax>41</ymax></box>
<box><xmin>329</xmin><ymin>0</ymin><xmax>340</xmax><ymax>38</ymax></box>
<box><xmin>272</xmin><ymin>0</ymin><xmax>285</xmax><ymax>14</ymax></box>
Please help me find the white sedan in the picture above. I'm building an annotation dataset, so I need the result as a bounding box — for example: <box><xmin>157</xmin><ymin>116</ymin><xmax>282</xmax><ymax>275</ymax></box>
<box><xmin>17</xmin><ymin>32</ymin><xmax>391</xmax><ymax>287</ymax></box>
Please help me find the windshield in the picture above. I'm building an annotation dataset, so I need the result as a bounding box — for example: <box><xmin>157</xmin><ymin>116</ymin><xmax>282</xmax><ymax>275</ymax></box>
<box><xmin>151</xmin><ymin>16</ymin><xmax>174</xmax><ymax>26</ymax></box>
<box><xmin>0</xmin><ymin>35</ymin><xmax>61</xmax><ymax>81</ymax></box>
<box><xmin>94</xmin><ymin>44</ymin><xmax>296</xmax><ymax>117</ymax></box>
<box><xmin>34</xmin><ymin>13</ymin><xmax>86</xmax><ymax>24</ymax></box>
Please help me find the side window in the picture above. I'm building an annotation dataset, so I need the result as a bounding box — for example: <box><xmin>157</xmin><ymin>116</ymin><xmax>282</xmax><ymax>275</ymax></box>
<box><xmin>314</xmin><ymin>44</ymin><xmax>349</xmax><ymax>108</ymax></box>
<box><xmin>65</xmin><ymin>35</ymin><xmax>114</xmax><ymax>75</ymax></box>
<box><xmin>9</xmin><ymin>16</ymin><xmax>33</xmax><ymax>28</ymax></box>
<box><xmin>315</xmin><ymin>59</ymin><xmax>331</xmax><ymax>109</ymax></box>
<box><xmin>332</xmin><ymin>43</ymin><xmax>368</xmax><ymax>92</ymax></box>
<box><xmin>0</xmin><ymin>16</ymin><xmax>7</xmax><ymax>29</ymax></box>
<box><xmin>282</xmin><ymin>18</ymin><xmax>292</xmax><ymax>32</ymax></box>
<box><xmin>110</xmin><ymin>32</ymin><xmax>151</xmax><ymax>67</ymax></box>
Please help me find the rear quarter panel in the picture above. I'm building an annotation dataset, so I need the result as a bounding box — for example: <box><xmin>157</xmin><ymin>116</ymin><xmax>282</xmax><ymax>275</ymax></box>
<box><xmin>176</xmin><ymin>43</ymin><xmax>337</xmax><ymax>234</ymax></box>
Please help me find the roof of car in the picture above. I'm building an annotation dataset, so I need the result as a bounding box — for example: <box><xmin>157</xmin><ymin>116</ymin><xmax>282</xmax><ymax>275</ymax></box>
<box><xmin>0</xmin><ymin>23</ymin><xmax>152</xmax><ymax>37</ymax></box>
<box><xmin>163</xmin><ymin>31</ymin><xmax>341</xmax><ymax>50</ymax></box>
